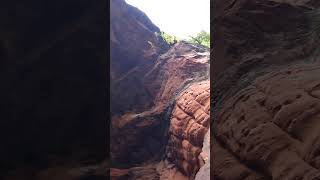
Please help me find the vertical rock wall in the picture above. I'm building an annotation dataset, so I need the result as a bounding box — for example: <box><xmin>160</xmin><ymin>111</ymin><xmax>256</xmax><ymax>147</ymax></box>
<box><xmin>212</xmin><ymin>0</ymin><xmax>320</xmax><ymax>179</ymax></box>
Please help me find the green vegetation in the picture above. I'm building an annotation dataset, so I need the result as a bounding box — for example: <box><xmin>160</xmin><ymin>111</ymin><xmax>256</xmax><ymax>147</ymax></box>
<box><xmin>188</xmin><ymin>30</ymin><xmax>210</xmax><ymax>48</ymax></box>
<box><xmin>160</xmin><ymin>31</ymin><xmax>178</xmax><ymax>45</ymax></box>
<box><xmin>160</xmin><ymin>30</ymin><xmax>210</xmax><ymax>48</ymax></box>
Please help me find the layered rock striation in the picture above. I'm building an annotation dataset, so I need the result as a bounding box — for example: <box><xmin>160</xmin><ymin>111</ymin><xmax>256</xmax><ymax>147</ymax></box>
<box><xmin>110</xmin><ymin>0</ymin><xmax>210</xmax><ymax>179</ymax></box>
<box><xmin>166</xmin><ymin>81</ymin><xmax>210</xmax><ymax>178</ymax></box>
<box><xmin>212</xmin><ymin>0</ymin><xmax>320</xmax><ymax>179</ymax></box>
<box><xmin>111</xmin><ymin>40</ymin><xmax>210</xmax><ymax>169</ymax></box>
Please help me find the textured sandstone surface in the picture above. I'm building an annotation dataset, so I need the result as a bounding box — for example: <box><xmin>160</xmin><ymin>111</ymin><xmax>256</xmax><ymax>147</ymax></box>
<box><xmin>166</xmin><ymin>81</ymin><xmax>210</xmax><ymax>178</ymax></box>
<box><xmin>212</xmin><ymin>0</ymin><xmax>320</xmax><ymax>179</ymax></box>
<box><xmin>215</xmin><ymin>64</ymin><xmax>320</xmax><ymax>179</ymax></box>
<box><xmin>110</xmin><ymin>0</ymin><xmax>210</xmax><ymax>179</ymax></box>
<box><xmin>110</xmin><ymin>0</ymin><xmax>168</xmax><ymax>166</ymax></box>
<box><xmin>111</xmin><ymin>40</ymin><xmax>209</xmax><ymax>167</ymax></box>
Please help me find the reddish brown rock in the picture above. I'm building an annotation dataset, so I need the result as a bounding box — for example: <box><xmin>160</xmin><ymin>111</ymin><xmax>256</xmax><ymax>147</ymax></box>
<box><xmin>214</xmin><ymin>64</ymin><xmax>320</xmax><ymax>179</ymax></box>
<box><xmin>110</xmin><ymin>0</ymin><xmax>169</xmax><ymax>115</ymax></box>
<box><xmin>111</xmin><ymin>40</ymin><xmax>209</xmax><ymax>166</ymax></box>
<box><xmin>110</xmin><ymin>0</ymin><xmax>168</xmax><ymax>80</ymax></box>
<box><xmin>166</xmin><ymin>81</ymin><xmax>210</xmax><ymax>178</ymax></box>
<box><xmin>212</xmin><ymin>0</ymin><xmax>320</xmax><ymax>179</ymax></box>
<box><xmin>110</xmin><ymin>0</ymin><xmax>210</xmax><ymax>178</ymax></box>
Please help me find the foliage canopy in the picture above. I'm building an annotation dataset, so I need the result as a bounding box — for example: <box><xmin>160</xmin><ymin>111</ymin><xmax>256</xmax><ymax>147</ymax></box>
<box><xmin>160</xmin><ymin>31</ymin><xmax>178</xmax><ymax>45</ymax></box>
<box><xmin>160</xmin><ymin>30</ymin><xmax>210</xmax><ymax>48</ymax></box>
<box><xmin>188</xmin><ymin>30</ymin><xmax>210</xmax><ymax>48</ymax></box>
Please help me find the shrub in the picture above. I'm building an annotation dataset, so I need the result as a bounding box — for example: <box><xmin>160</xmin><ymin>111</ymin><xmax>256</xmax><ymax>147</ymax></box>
<box><xmin>160</xmin><ymin>31</ymin><xmax>178</xmax><ymax>45</ymax></box>
<box><xmin>188</xmin><ymin>30</ymin><xmax>210</xmax><ymax>48</ymax></box>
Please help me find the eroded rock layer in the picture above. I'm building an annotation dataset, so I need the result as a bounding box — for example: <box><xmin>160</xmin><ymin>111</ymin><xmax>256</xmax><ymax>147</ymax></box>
<box><xmin>110</xmin><ymin>0</ymin><xmax>210</xmax><ymax>179</ymax></box>
<box><xmin>215</xmin><ymin>64</ymin><xmax>320</xmax><ymax>179</ymax></box>
<box><xmin>212</xmin><ymin>0</ymin><xmax>320</xmax><ymax>179</ymax></box>
<box><xmin>111</xmin><ymin>41</ymin><xmax>209</xmax><ymax>167</ymax></box>
<box><xmin>167</xmin><ymin>81</ymin><xmax>210</xmax><ymax>177</ymax></box>
<box><xmin>110</xmin><ymin>0</ymin><xmax>169</xmax><ymax>115</ymax></box>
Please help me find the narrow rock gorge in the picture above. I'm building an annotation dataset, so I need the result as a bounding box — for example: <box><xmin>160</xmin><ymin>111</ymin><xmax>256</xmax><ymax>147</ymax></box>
<box><xmin>212</xmin><ymin>0</ymin><xmax>320</xmax><ymax>179</ymax></box>
<box><xmin>110</xmin><ymin>0</ymin><xmax>210</xmax><ymax>179</ymax></box>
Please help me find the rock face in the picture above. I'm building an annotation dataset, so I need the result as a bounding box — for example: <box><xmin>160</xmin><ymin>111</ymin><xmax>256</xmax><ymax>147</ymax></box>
<box><xmin>110</xmin><ymin>0</ymin><xmax>168</xmax><ymax>79</ymax></box>
<box><xmin>110</xmin><ymin>0</ymin><xmax>209</xmax><ymax>167</ymax></box>
<box><xmin>111</xmin><ymin>166</ymin><xmax>160</xmax><ymax>180</ymax></box>
<box><xmin>110</xmin><ymin>160</ymin><xmax>188</xmax><ymax>180</ymax></box>
<box><xmin>110</xmin><ymin>0</ymin><xmax>210</xmax><ymax>178</ymax></box>
<box><xmin>110</xmin><ymin>0</ymin><xmax>169</xmax><ymax>115</ymax></box>
<box><xmin>195</xmin><ymin>130</ymin><xmax>210</xmax><ymax>180</ymax></box>
<box><xmin>166</xmin><ymin>81</ymin><xmax>210</xmax><ymax>178</ymax></box>
<box><xmin>111</xmin><ymin>41</ymin><xmax>210</xmax><ymax>167</ymax></box>
<box><xmin>110</xmin><ymin>0</ymin><xmax>171</xmax><ymax>166</ymax></box>
<box><xmin>0</xmin><ymin>0</ymin><xmax>107</xmax><ymax>178</ymax></box>
<box><xmin>212</xmin><ymin>0</ymin><xmax>320</xmax><ymax>179</ymax></box>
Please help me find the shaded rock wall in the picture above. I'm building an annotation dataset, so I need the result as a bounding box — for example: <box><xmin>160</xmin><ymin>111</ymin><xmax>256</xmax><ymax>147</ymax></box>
<box><xmin>110</xmin><ymin>0</ymin><xmax>170</xmax><ymax>167</ymax></box>
<box><xmin>212</xmin><ymin>0</ymin><xmax>320</xmax><ymax>179</ymax></box>
<box><xmin>0</xmin><ymin>0</ymin><xmax>107</xmax><ymax>174</ymax></box>
<box><xmin>110</xmin><ymin>0</ymin><xmax>169</xmax><ymax>115</ymax></box>
<box><xmin>111</xmin><ymin>41</ymin><xmax>209</xmax><ymax>167</ymax></box>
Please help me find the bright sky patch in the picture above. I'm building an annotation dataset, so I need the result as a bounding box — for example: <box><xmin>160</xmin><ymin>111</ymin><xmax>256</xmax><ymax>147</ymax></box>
<box><xmin>125</xmin><ymin>0</ymin><xmax>210</xmax><ymax>39</ymax></box>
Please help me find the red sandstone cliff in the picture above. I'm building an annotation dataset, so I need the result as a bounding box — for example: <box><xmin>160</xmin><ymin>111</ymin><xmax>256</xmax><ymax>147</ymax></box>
<box><xmin>110</xmin><ymin>0</ymin><xmax>210</xmax><ymax>179</ymax></box>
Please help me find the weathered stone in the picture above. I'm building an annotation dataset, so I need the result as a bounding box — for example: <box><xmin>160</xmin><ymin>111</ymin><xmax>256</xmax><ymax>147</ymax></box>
<box><xmin>212</xmin><ymin>0</ymin><xmax>320</xmax><ymax>179</ymax></box>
